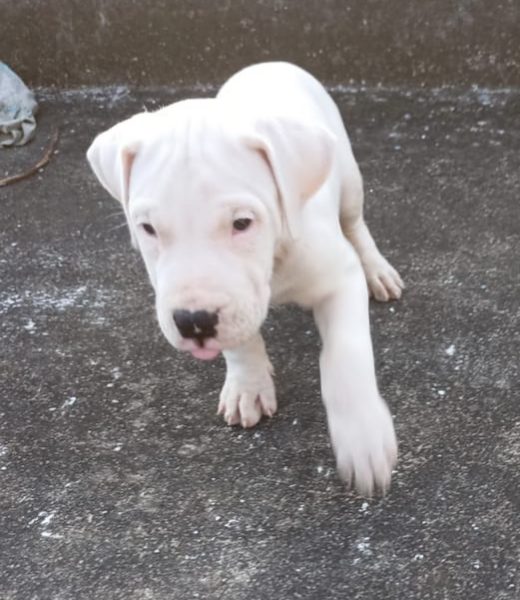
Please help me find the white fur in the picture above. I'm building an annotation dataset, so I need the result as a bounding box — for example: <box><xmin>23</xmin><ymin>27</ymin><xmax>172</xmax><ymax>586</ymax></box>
<box><xmin>87</xmin><ymin>62</ymin><xmax>404</xmax><ymax>496</ymax></box>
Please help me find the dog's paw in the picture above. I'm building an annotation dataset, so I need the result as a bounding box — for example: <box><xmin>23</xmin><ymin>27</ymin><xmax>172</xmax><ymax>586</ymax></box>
<box><xmin>328</xmin><ymin>398</ymin><xmax>398</xmax><ymax>497</ymax></box>
<box><xmin>217</xmin><ymin>368</ymin><xmax>277</xmax><ymax>428</ymax></box>
<box><xmin>361</xmin><ymin>253</ymin><xmax>404</xmax><ymax>302</ymax></box>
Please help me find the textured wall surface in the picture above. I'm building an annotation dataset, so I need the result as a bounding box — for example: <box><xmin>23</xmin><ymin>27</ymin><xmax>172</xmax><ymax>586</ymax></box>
<box><xmin>1</xmin><ymin>0</ymin><xmax>519</xmax><ymax>87</ymax></box>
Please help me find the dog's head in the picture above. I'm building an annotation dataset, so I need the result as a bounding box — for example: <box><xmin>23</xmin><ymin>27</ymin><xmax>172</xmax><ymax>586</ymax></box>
<box><xmin>87</xmin><ymin>99</ymin><xmax>335</xmax><ymax>359</ymax></box>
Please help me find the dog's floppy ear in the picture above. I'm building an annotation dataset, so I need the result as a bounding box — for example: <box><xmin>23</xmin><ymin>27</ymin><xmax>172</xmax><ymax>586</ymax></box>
<box><xmin>86</xmin><ymin>113</ymin><xmax>152</xmax><ymax>248</ymax></box>
<box><xmin>243</xmin><ymin>117</ymin><xmax>336</xmax><ymax>238</ymax></box>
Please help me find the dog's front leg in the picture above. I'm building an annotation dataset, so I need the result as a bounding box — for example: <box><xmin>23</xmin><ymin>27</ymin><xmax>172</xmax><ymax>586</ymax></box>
<box><xmin>218</xmin><ymin>333</ymin><xmax>277</xmax><ymax>428</ymax></box>
<box><xmin>313</xmin><ymin>256</ymin><xmax>398</xmax><ymax>496</ymax></box>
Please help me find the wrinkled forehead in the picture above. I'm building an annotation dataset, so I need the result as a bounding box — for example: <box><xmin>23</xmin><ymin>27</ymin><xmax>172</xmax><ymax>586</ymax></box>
<box><xmin>129</xmin><ymin>109</ymin><xmax>274</xmax><ymax>205</ymax></box>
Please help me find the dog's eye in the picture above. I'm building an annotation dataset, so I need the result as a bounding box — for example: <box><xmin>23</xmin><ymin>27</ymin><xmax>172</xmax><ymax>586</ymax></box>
<box><xmin>233</xmin><ymin>218</ymin><xmax>252</xmax><ymax>232</ymax></box>
<box><xmin>141</xmin><ymin>223</ymin><xmax>156</xmax><ymax>236</ymax></box>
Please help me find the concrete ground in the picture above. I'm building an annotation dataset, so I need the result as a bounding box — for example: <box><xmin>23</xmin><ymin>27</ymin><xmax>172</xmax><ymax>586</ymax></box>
<box><xmin>1</xmin><ymin>85</ymin><xmax>519</xmax><ymax>599</ymax></box>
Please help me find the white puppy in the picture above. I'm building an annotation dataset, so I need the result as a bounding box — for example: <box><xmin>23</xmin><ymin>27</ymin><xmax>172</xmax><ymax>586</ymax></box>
<box><xmin>87</xmin><ymin>62</ymin><xmax>404</xmax><ymax>496</ymax></box>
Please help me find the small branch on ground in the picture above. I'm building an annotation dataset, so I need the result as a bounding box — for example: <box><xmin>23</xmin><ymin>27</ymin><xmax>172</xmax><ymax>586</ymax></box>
<box><xmin>0</xmin><ymin>128</ymin><xmax>60</xmax><ymax>187</ymax></box>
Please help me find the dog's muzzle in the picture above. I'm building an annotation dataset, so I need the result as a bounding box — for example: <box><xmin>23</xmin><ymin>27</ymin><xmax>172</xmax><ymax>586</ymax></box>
<box><xmin>173</xmin><ymin>309</ymin><xmax>222</xmax><ymax>360</ymax></box>
<box><xmin>173</xmin><ymin>309</ymin><xmax>218</xmax><ymax>344</ymax></box>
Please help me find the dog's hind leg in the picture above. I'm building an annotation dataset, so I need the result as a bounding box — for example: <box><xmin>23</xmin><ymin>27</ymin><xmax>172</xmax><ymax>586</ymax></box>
<box><xmin>338</xmin><ymin>152</ymin><xmax>404</xmax><ymax>302</ymax></box>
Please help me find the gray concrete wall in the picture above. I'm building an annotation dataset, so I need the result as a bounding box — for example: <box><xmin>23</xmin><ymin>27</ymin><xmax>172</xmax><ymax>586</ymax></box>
<box><xmin>1</xmin><ymin>0</ymin><xmax>519</xmax><ymax>88</ymax></box>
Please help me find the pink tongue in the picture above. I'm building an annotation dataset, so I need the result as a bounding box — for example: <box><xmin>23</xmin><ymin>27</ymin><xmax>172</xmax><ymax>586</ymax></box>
<box><xmin>190</xmin><ymin>347</ymin><xmax>221</xmax><ymax>361</ymax></box>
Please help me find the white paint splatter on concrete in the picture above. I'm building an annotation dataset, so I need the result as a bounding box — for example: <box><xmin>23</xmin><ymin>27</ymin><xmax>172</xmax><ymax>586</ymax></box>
<box><xmin>29</xmin><ymin>510</ymin><xmax>63</xmax><ymax>541</ymax></box>
<box><xmin>0</xmin><ymin>286</ymin><xmax>86</xmax><ymax>314</ymax></box>
<box><xmin>43</xmin><ymin>286</ymin><xmax>87</xmax><ymax>310</ymax></box>
<box><xmin>224</xmin><ymin>518</ymin><xmax>240</xmax><ymax>529</ymax></box>
<box><xmin>41</xmin><ymin>531</ymin><xmax>64</xmax><ymax>540</ymax></box>
<box><xmin>62</xmin><ymin>396</ymin><xmax>77</xmax><ymax>409</ymax></box>
<box><xmin>445</xmin><ymin>344</ymin><xmax>456</xmax><ymax>356</ymax></box>
<box><xmin>24</xmin><ymin>319</ymin><xmax>36</xmax><ymax>332</ymax></box>
<box><xmin>356</xmin><ymin>538</ymin><xmax>373</xmax><ymax>556</ymax></box>
<box><xmin>40</xmin><ymin>512</ymin><xmax>55</xmax><ymax>527</ymax></box>
<box><xmin>111</xmin><ymin>367</ymin><xmax>122</xmax><ymax>380</ymax></box>
<box><xmin>0</xmin><ymin>285</ymin><xmax>113</xmax><ymax>317</ymax></box>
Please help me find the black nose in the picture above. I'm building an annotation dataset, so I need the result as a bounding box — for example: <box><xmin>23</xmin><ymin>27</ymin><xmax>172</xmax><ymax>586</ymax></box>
<box><xmin>173</xmin><ymin>309</ymin><xmax>219</xmax><ymax>344</ymax></box>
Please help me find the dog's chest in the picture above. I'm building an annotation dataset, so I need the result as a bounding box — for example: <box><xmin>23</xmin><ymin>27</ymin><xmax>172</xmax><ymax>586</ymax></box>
<box><xmin>269</xmin><ymin>228</ymin><xmax>356</xmax><ymax>308</ymax></box>
<box><xmin>270</xmin><ymin>242</ymin><xmax>325</xmax><ymax>307</ymax></box>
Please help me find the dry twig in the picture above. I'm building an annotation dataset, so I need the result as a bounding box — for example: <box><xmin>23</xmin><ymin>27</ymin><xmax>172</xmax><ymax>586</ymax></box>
<box><xmin>0</xmin><ymin>128</ymin><xmax>60</xmax><ymax>187</ymax></box>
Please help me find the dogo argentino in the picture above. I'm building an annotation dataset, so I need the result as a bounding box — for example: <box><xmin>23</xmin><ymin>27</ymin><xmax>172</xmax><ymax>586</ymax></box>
<box><xmin>87</xmin><ymin>62</ymin><xmax>404</xmax><ymax>496</ymax></box>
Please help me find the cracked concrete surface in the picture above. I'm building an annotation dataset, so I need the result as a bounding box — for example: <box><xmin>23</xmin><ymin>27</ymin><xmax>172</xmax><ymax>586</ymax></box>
<box><xmin>1</xmin><ymin>86</ymin><xmax>519</xmax><ymax>599</ymax></box>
